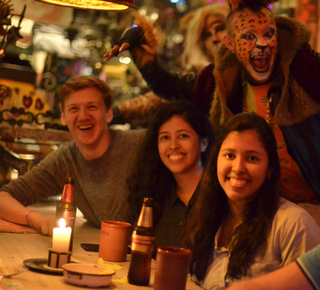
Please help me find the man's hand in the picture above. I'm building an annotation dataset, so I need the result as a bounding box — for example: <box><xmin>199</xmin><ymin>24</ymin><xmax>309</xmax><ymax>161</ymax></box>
<box><xmin>29</xmin><ymin>211</ymin><xmax>55</xmax><ymax>236</ymax></box>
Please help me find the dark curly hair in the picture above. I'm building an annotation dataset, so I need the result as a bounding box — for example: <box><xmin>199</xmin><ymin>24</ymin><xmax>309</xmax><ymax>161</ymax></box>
<box><xmin>127</xmin><ymin>100</ymin><xmax>215</xmax><ymax>224</ymax></box>
<box><xmin>185</xmin><ymin>112</ymin><xmax>281</xmax><ymax>282</ymax></box>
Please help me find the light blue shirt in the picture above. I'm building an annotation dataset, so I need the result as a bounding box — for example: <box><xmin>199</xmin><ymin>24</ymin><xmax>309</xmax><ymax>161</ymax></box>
<box><xmin>297</xmin><ymin>244</ymin><xmax>320</xmax><ymax>290</ymax></box>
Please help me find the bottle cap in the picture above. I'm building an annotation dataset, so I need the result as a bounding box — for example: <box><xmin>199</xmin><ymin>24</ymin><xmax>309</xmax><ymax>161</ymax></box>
<box><xmin>65</xmin><ymin>177</ymin><xmax>74</xmax><ymax>185</ymax></box>
<box><xmin>143</xmin><ymin>197</ymin><xmax>153</xmax><ymax>207</ymax></box>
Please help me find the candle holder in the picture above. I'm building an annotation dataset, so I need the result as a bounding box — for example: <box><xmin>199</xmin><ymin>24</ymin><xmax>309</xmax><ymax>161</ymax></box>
<box><xmin>48</xmin><ymin>248</ymin><xmax>71</xmax><ymax>269</ymax></box>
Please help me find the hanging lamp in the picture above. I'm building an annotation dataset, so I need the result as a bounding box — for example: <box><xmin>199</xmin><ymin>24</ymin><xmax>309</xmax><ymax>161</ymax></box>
<box><xmin>35</xmin><ymin>0</ymin><xmax>137</xmax><ymax>11</ymax></box>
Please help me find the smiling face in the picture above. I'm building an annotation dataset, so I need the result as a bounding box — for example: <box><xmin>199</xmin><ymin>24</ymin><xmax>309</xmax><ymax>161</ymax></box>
<box><xmin>217</xmin><ymin>129</ymin><xmax>271</xmax><ymax>209</ymax></box>
<box><xmin>61</xmin><ymin>87</ymin><xmax>113</xmax><ymax>158</ymax></box>
<box><xmin>225</xmin><ymin>7</ymin><xmax>278</xmax><ymax>85</ymax></box>
<box><xmin>157</xmin><ymin>115</ymin><xmax>207</xmax><ymax>178</ymax></box>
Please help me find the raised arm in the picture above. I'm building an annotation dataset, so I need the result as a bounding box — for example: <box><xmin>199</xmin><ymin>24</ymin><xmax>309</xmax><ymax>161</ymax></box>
<box><xmin>0</xmin><ymin>191</ymin><xmax>55</xmax><ymax>235</ymax></box>
<box><xmin>111</xmin><ymin>91</ymin><xmax>170</xmax><ymax>127</ymax></box>
<box><xmin>104</xmin><ymin>25</ymin><xmax>195</xmax><ymax>102</ymax></box>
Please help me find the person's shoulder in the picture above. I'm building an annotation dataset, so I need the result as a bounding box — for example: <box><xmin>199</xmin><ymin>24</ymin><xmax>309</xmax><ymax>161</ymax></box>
<box><xmin>276</xmin><ymin>16</ymin><xmax>310</xmax><ymax>46</ymax></box>
<box><xmin>275</xmin><ymin>198</ymin><xmax>320</xmax><ymax>225</ymax></box>
<box><xmin>198</xmin><ymin>63</ymin><xmax>215</xmax><ymax>76</ymax></box>
<box><xmin>277</xmin><ymin>198</ymin><xmax>310</xmax><ymax>214</ymax></box>
<box><xmin>55</xmin><ymin>140</ymin><xmax>77</xmax><ymax>153</ymax></box>
<box><xmin>112</xmin><ymin>128</ymin><xmax>146</xmax><ymax>139</ymax></box>
<box><xmin>38</xmin><ymin>141</ymin><xmax>77</xmax><ymax>163</ymax></box>
<box><xmin>112</xmin><ymin>128</ymin><xmax>146</xmax><ymax>147</ymax></box>
<box><xmin>275</xmin><ymin>15</ymin><xmax>305</xmax><ymax>30</ymax></box>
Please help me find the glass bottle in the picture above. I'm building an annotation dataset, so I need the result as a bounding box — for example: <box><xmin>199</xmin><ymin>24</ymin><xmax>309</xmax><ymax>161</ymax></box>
<box><xmin>127</xmin><ymin>197</ymin><xmax>155</xmax><ymax>286</ymax></box>
<box><xmin>55</xmin><ymin>177</ymin><xmax>77</xmax><ymax>251</ymax></box>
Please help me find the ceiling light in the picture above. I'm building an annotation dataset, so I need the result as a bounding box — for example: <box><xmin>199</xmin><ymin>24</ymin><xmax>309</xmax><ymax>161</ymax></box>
<box><xmin>35</xmin><ymin>0</ymin><xmax>137</xmax><ymax>11</ymax></box>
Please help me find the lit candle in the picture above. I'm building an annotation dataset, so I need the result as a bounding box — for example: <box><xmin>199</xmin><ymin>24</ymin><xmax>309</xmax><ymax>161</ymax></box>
<box><xmin>52</xmin><ymin>218</ymin><xmax>71</xmax><ymax>253</ymax></box>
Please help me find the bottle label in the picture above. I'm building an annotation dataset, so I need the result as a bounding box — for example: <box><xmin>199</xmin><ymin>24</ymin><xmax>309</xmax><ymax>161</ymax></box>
<box><xmin>131</xmin><ymin>233</ymin><xmax>155</xmax><ymax>253</ymax></box>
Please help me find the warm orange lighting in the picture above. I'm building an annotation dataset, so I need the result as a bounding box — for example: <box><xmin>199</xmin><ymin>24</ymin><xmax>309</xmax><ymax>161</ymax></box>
<box><xmin>36</xmin><ymin>0</ymin><xmax>137</xmax><ymax>11</ymax></box>
<box><xmin>59</xmin><ymin>218</ymin><xmax>67</xmax><ymax>228</ymax></box>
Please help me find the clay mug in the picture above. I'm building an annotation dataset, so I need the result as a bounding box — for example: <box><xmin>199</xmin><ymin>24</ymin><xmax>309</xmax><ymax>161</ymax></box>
<box><xmin>154</xmin><ymin>246</ymin><xmax>191</xmax><ymax>290</ymax></box>
<box><xmin>99</xmin><ymin>220</ymin><xmax>131</xmax><ymax>262</ymax></box>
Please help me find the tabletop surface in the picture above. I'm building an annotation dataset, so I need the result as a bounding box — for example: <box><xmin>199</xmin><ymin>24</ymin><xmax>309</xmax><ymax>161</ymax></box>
<box><xmin>0</xmin><ymin>203</ymin><xmax>202</xmax><ymax>290</ymax></box>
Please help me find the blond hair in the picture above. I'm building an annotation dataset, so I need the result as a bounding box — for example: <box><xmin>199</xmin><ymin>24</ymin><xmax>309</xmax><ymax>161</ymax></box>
<box><xmin>180</xmin><ymin>3</ymin><xmax>230</xmax><ymax>73</ymax></box>
<box><xmin>60</xmin><ymin>75</ymin><xmax>113</xmax><ymax>111</ymax></box>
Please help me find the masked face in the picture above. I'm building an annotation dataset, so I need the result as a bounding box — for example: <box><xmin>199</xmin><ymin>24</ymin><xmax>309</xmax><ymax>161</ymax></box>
<box><xmin>227</xmin><ymin>7</ymin><xmax>278</xmax><ymax>85</ymax></box>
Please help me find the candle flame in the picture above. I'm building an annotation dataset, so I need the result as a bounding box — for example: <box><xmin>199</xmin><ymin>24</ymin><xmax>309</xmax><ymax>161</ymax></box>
<box><xmin>59</xmin><ymin>218</ymin><xmax>66</xmax><ymax>228</ymax></box>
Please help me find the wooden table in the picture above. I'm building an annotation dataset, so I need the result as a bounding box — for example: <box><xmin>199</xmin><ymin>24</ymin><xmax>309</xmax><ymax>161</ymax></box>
<box><xmin>0</xmin><ymin>204</ymin><xmax>201</xmax><ymax>290</ymax></box>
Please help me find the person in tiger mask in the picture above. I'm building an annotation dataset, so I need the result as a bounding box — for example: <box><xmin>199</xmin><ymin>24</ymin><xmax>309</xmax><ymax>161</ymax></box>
<box><xmin>105</xmin><ymin>0</ymin><xmax>320</xmax><ymax>206</ymax></box>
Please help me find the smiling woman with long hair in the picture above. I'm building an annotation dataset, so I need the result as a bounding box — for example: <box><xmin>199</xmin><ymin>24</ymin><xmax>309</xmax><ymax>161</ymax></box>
<box><xmin>127</xmin><ymin>101</ymin><xmax>215</xmax><ymax>255</ymax></box>
<box><xmin>184</xmin><ymin>112</ymin><xmax>320</xmax><ymax>289</ymax></box>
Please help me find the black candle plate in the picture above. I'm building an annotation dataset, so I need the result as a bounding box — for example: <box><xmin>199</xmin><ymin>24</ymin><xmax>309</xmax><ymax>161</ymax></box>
<box><xmin>23</xmin><ymin>258</ymin><xmax>63</xmax><ymax>275</ymax></box>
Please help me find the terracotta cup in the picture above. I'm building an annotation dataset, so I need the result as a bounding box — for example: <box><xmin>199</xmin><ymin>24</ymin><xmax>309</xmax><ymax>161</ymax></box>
<box><xmin>99</xmin><ymin>221</ymin><xmax>132</xmax><ymax>262</ymax></box>
<box><xmin>154</xmin><ymin>246</ymin><xmax>191</xmax><ymax>290</ymax></box>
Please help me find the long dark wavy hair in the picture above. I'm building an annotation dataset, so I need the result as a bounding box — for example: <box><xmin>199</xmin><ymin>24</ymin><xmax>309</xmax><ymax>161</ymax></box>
<box><xmin>127</xmin><ymin>101</ymin><xmax>215</xmax><ymax>224</ymax></box>
<box><xmin>185</xmin><ymin>112</ymin><xmax>281</xmax><ymax>282</ymax></box>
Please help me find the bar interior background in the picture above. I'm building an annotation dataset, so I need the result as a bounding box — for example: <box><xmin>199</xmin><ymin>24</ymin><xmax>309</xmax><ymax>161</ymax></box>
<box><xmin>0</xmin><ymin>0</ymin><xmax>318</xmax><ymax>186</ymax></box>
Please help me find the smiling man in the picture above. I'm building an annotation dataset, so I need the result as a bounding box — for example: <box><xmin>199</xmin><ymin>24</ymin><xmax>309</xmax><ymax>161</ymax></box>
<box><xmin>0</xmin><ymin>75</ymin><xmax>146</xmax><ymax>235</ymax></box>
<box><xmin>60</xmin><ymin>84</ymin><xmax>114</xmax><ymax>160</ymax></box>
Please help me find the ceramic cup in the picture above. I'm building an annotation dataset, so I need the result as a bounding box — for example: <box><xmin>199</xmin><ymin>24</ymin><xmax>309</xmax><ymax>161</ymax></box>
<box><xmin>98</xmin><ymin>221</ymin><xmax>132</xmax><ymax>262</ymax></box>
<box><xmin>154</xmin><ymin>246</ymin><xmax>191</xmax><ymax>290</ymax></box>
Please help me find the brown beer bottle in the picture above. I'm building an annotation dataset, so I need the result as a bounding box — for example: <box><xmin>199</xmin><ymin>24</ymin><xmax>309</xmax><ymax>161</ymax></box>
<box><xmin>55</xmin><ymin>177</ymin><xmax>77</xmax><ymax>251</ymax></box>
<box><xmin>128</xmin><ymin>197</ymin><xmax>155</xmax><ymax>286</ymax></box>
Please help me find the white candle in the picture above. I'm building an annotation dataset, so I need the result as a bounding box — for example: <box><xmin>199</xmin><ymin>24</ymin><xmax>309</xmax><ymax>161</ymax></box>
<box><xmin>52</xmin><ymin>218</ymin><xmax>71</xmax><ymax>253</ymax></box>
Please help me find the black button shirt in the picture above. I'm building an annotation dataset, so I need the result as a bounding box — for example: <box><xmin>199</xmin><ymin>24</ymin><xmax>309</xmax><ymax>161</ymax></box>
<box><xmin>154</xmin><ymin>187</ymin><xmax>198</xmax><ymax>255</ymax></box>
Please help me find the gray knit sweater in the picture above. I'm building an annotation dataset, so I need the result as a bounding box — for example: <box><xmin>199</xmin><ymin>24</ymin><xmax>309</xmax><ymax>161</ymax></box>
<box><xmin>2</xmin><ymin>129</ymin><xmax>146</xmax><ymax>227</ymax></box>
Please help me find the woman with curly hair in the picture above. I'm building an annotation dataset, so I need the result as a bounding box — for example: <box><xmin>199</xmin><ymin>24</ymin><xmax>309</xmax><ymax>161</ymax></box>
<box><xmin>127</xmin><ymin>101</ymin><xmax>214</xmax><ymax>255</ymax></box>
<box><xmin>185</xmin><ymin>112</ymin><xmax>320</xmax><ymax>289</ymax></box>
